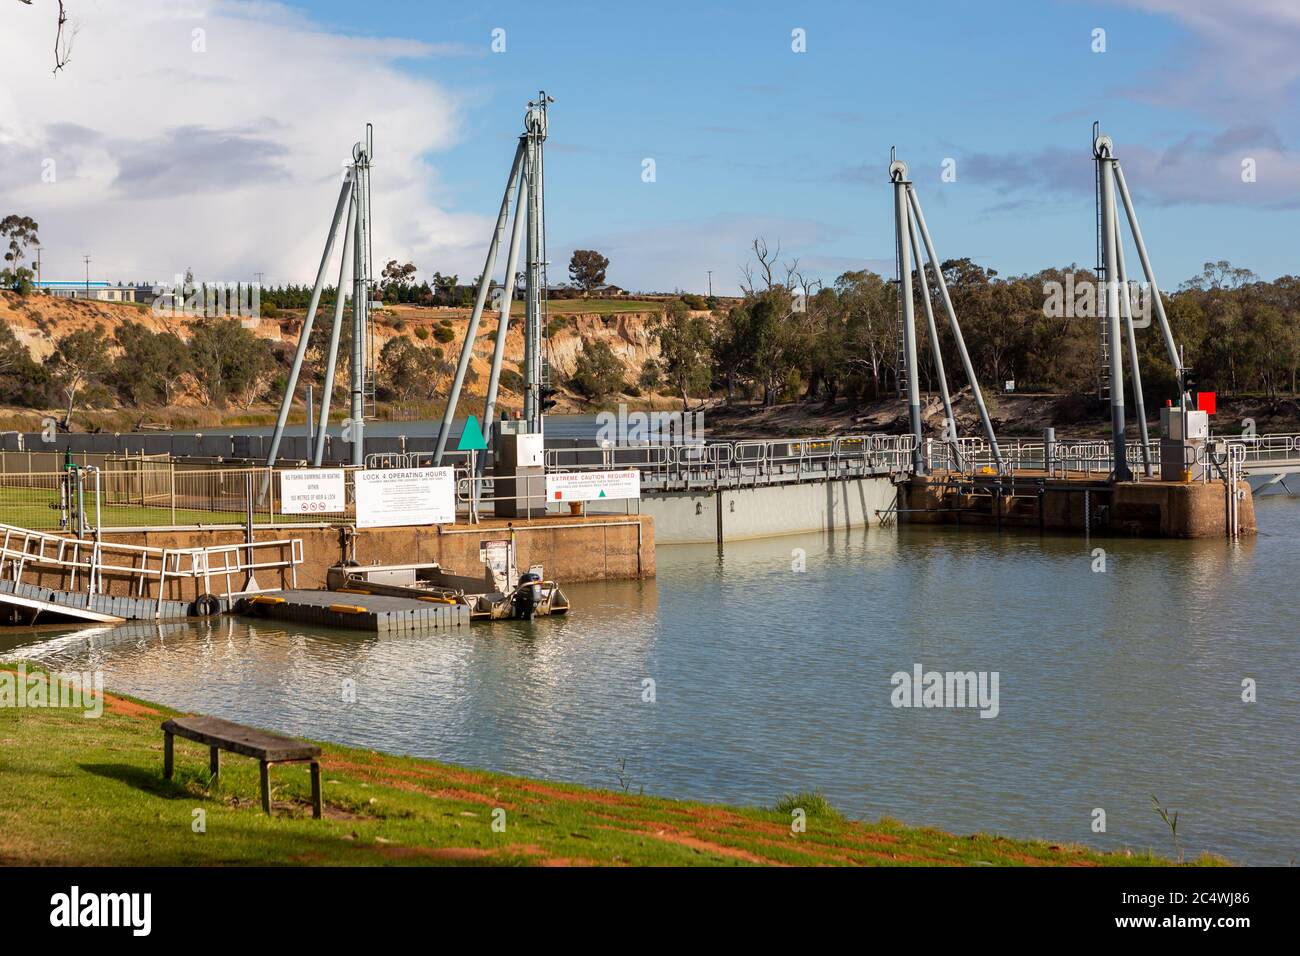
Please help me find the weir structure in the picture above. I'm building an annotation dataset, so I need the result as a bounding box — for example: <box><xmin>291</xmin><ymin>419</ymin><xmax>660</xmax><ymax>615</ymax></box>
<box><xmin>890</xmin><ymin>150</ymin><xmax>1003</xmax><ymax>476</ymax></box>
<box><xmin>266</xmin><ymin>125</ymin><xmax>377</xmax><ymax>472</ymax></box>
<box><xmin>890</xmin><ymin>129</ymin><xmax>1250</xmax><ymax>537</ymax></box>
<box><xmin>434</xmin><ymin>92</ymin><xmax>555</xmax><ymax>465</ymax></box>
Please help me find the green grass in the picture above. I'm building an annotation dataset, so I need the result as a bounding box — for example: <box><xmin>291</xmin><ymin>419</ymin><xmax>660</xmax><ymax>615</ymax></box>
<box><xmin>0</xmin><ymin>486</ymin><xmax>278</xmax><ymax>530</ymax></box>
<box><xmin>0</xmin><ymin>664</ymin><xmax>1227</xmax><ymax>867</ymax></box>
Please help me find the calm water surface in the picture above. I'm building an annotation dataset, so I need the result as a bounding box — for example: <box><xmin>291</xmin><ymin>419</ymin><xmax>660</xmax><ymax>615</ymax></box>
<box><xmin>5</xmin><ymin>499</ymin><xmax>1297</xmax><ymax>864</ymax></box>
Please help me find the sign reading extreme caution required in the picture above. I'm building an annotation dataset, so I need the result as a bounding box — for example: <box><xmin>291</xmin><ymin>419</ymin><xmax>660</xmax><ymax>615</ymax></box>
<box><xmin>545</xmin><ymin>470</ymin><xmax>641</xmax><ymax>503</ymax></box>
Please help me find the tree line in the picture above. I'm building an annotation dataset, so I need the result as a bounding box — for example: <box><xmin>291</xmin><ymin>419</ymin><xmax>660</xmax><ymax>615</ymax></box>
<box><xmin>566</xmin><ymin>247</ymin><xmax>1300</xmax><ymax>414</ymax></box>
<box><xmin>0</xmin><ymin>317</ymin><xmax>274</xmax><ymax>426</ymax></box>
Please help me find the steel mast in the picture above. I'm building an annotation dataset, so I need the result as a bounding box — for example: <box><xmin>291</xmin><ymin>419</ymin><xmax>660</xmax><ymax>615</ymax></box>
<box><xmin>890</xmin><ymin>157</ymin><xmax>925</xmax><ymax>475</ymax></box>
<box><xmin>436</xmin><ymin>92</ymin><xmax>553</xmax><ymax>465</ymax></box>
<box><xmin>522</xmin><ymin>92</ymin><xmax>552</xmax><ymax>434</ymax></box>
<box><xmin>350</xmin><ymin>127</ymin><xmax>374</xmax><ymax>466</ymax></box>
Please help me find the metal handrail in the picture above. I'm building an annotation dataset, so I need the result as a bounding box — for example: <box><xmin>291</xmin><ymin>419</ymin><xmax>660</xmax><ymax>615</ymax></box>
<box><xmin>0</xmin><ymin>522</ymin><xmax>302</xmax><ymax>608</ymax></box>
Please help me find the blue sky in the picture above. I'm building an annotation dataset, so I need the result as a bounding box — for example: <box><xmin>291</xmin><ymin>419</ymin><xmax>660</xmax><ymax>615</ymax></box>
<box><xmin>286</xmin><ymin>0</ymin><xmax>1298</xmax><ymax>292</ymax></box>
<box><xmin>3</xmin><ymin>0</ymin><xmax>1296</xmax><ymax>293</ymax></box>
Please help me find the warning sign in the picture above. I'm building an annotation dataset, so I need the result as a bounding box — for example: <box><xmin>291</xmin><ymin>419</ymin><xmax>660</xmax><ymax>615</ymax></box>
<box><xmin>545</xmin><ymin>470</ymin><xmax>641</xmax><ymax>503</ymax></box>
<box><xmin>355</xmin><ymin>467</ymin><xmax>456</xmax><ymax>527</ymax></box>
<box><xmin>280</xmin><ymin>469</ymin><xmax>346</xmax><ymax>515</ymax></box>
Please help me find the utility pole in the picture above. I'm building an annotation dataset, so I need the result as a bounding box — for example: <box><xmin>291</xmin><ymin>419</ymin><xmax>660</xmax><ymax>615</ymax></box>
<box><xmin>707</xmin><ymin>271</ymin><xmax>713</xmax><ymax>297</ymax></box>
<box><xmin>35</xmin><ymin>248</ymin><xmax>42</xmax><ymax>288</ymax></box>
<box><xmin>82</xmin><ymin>254</ymin><xmax>91</xmax><ymax>297</ymax></box>
<box><xmin>254</xmin><ymin>271</ymin><xmax>264</xmax><ymax>287</ymax></box>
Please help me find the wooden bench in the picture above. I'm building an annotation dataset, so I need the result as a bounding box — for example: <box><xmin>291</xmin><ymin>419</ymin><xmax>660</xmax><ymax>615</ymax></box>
<box><xmin>162</xmin><ymin>715</ymin><xmax>323</xmax><ymax>818</ymax></box>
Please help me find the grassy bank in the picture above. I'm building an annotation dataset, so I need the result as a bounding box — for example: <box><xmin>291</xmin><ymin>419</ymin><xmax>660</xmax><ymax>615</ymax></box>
<box><xmin>0</xmin><ymin>665</ymin><xmax>1218</xmax><ymax>867</ymax></box>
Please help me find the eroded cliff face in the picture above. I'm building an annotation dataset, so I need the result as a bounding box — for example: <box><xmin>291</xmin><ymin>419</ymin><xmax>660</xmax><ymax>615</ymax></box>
<box><xmin>543</xmin><ymin>312</ymin><xmax>660</xmax><ymax>379</ymax></box>
<box><xmin>1</xmin><ymin>292</ymin><xmax>692</xmax><ymax>412</ymax></box>
<box><xmin>0</xmin><ymin>291</ymin><xmax>285</xmax><ymax>361</ymax></box>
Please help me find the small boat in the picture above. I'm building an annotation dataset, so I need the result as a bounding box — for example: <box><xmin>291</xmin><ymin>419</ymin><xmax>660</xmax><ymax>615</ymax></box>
<box><xmin>325</xmin><ymin>561</ymin><xmax>570</xmax><ymax>621</ymax></box>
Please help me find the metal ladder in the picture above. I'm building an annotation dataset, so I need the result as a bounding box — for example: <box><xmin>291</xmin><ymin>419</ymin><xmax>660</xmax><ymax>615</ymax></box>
<box><xmin>894</xmin><ymin>217</ymin><xmax>908</xmax><ymax>397</ymax></box>
<box><xmin>1095</xmin><ymin>138</ymin><xmax>1111</xmax><ymax>402</ymax></box>
<box><xmin>356</xmin><ymin>129</ymin><xmax>379</xmax><ymax>420</ymax></box>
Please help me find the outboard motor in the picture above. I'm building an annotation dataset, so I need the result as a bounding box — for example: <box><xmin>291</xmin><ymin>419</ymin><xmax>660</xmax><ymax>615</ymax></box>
<box><xmin>512</xmin><ymin>572</ymin><xmax>542</xmax><ymax>620</ymax></box>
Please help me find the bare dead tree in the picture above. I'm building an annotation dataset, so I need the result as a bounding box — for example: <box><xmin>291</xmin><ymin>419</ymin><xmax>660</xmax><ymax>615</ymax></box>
<box><xmin>740</xmin><ymin>237</ymin><xmax>783</xmax><ymax>294</ymax></box>
<box><xmin>16</xmin><ymin>0</ymin><xmax>74</xmax><ymax>74</ymax></box>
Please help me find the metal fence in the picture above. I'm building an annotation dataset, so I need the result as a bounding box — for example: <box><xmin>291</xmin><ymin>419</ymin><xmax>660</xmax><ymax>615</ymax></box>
<box><xmin>0</xmin><ymin>429</ymin><xmax>1273</xmax><ymax>534</ymax></box>
<box><xmin>928</xmin><ymin>435</ymin><xmax>1252</xmax><ymax>483</ymax></box>
<box><xmin>545</xmin><ymin>434</ymin><xmax>916</xmax><ymax>491</ymax></box>
<box><xmin>0</xmin><ymin>467</ymin><xmax>325</xmax><ymax>532</ymax></box>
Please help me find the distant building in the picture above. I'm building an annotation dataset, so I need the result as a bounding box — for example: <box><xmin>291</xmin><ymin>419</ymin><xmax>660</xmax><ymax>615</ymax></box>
<box><xmin>34</xmin><ymin>281</ymin><xmax>153</xmax><ymax>303</ymax></box>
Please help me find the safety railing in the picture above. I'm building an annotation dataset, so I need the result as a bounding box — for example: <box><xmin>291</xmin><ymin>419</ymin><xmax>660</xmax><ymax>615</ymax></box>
<box><xmin>0</xmin><ymin>522</ymin><xmax>302</xmax><ymax>609</ymax></box>
<box><xmin>927</xmin><ymin>434</ymin><xmax>1261</xmax><ymax>486</ymax></box>
<box><xmin>544</xmin><ymin>434</ymin><xmax>915</xmax><ymax>492</ymax></box>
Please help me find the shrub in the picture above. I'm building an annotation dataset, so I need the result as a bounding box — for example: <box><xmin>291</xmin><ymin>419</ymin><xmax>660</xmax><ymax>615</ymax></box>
<box><xmin>638</xmin><ymin>359</ymin><xmax>662</xmax><ymax>390</ymax></box>
<box><xmin>568</xmin><ymin>339</ymin><xmax>623</xmax><ymax>400</ymax></box>
<box><xmin>499</xmin><ymin>369</ymin><xmax>524</xmax><ymax>393</ymax></box>
<box><xmin>772</xmin><ymin>792</ymin><xmax>843</xmax><ymax>821</ymax></box>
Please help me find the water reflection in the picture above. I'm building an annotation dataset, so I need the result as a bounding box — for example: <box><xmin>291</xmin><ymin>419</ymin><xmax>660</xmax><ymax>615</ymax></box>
<box><xmin>5</xmin><ymin>501</ymin><xmax>1297</xmax><ymax>864</ymax></box>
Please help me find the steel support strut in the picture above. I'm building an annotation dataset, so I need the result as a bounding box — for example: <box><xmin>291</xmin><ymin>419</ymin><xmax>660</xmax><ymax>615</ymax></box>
<box><xmin>1113</xmin><ymin>162</ymin><xmax>1184</xmax><ymax>402</ymax></box>
<box><xmin>435</xmin><ymin>140</ymin><xmax>527</xmax><ymax>464</ymax></box>
<box><xmin>483</xmin><ymin>158</ymin><xmax>530</xmax><ymax>461</ymax></box>
<box><xmin>1113</xmin><ymin>220</ymin><xmax>1153</xmax><ymax>476</ymax></box>
<box><xmin>906</xmin><ymin>205</ymin><xmax>960</xmax><ymax>470</ymax></box>
<box><xmin>905</xmin><ymin>183</ymin><xmax>1003</xmax><ymax>470</ymax></box>
<box><xmin>313</xmin><ymin>188</ymin><xmax>358</xmax><ymax>467</ymax></box>
<box><xmin>265</xmin><ymin>174</ymin><xmax>353</xmax><ymax>471</ymax></box>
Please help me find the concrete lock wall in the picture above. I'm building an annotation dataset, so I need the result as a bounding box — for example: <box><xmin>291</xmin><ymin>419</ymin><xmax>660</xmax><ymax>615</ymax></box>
<box><xmin>70</xmin><ymin>515</ymin><xmax>654</xmax><ymax>603</ymax></box>
<box><xmin>903</xmin><ymin>476</ymin><xmax>1255</xmax><ymax>538</ymax></box>
<box><xmin>614</xmin><ymin>476</ymin><xmax>897</xmax><ymax>545</ymax></box>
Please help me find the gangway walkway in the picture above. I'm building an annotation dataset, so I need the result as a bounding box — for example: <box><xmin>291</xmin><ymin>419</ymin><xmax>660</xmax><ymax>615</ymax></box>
<box><xmin>0</xmin><ymin>523</ymin><xmax>303</xmax><ymax>624</ymax></box>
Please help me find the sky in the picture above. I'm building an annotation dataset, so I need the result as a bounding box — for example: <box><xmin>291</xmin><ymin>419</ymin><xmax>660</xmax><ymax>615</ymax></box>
<box><xmin>1</xmin><ymin>0</ymin><xmax>1297</xmax><ymax>295</ymax></box>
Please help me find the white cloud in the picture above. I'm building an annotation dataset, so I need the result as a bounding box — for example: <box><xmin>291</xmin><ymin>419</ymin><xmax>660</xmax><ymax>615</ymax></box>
<box><xmin>0</xmin><ymin>0</ymin><xmax>490</xmax><ymax>284</ymax></box>
<box><xmin>1107</xmin><ymin>0</ymin><xmax>1300</xmax><ymax>120</ymax></box>
<box><xmin>964</xmin><ymin>127</ymin><xmax>1300</xmax><ymax>209</ymax></box>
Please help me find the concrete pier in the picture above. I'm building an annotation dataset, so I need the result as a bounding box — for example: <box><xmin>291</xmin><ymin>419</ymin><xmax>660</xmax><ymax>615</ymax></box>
<box><xmin>606</xmin><ymin>476</ymin><xmax>897</xmax><ymax>545</ymax></box>
<box><xmin>79</xmin><ymin>514</ymin><xmax>653</xmax><ymax>601</ymax></box>
<box><xmin>903</xmin><ymin>472</ymin><xmax>1255</xmax><ymax>538</ymax></box>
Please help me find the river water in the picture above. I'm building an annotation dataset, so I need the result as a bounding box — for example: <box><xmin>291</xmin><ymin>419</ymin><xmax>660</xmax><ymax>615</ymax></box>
<box><xmin>4</xmin><ymin>498</ymin><xmax>1297</xmax><ymax>865</ymax></box>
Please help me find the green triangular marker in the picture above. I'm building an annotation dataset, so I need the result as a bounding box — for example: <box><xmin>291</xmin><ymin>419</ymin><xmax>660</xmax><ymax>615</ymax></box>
<box><xmin>598</xmin><ymin>489</ymin><xmax>607</xmax><ymax>498</ymax></box>
<box><xmin>457</xmin><ymin>414</ymin><xmax>488</xmax><ymax>451</ymax></box>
